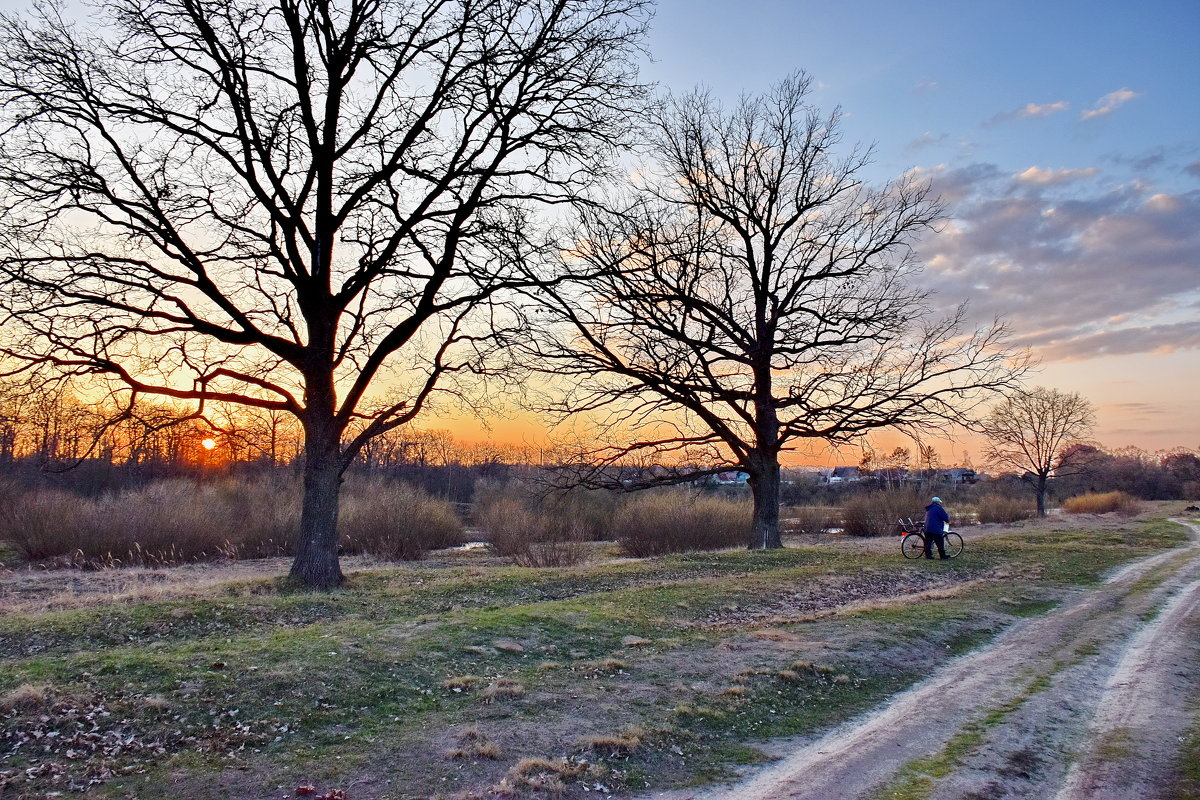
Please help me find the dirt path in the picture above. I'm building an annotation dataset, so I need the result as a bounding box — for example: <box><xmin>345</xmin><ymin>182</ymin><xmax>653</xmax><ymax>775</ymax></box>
<box><xmin>653</xmin><ymin>518</ymin><xmax>1200</xmax><ymax>800</ymax></box>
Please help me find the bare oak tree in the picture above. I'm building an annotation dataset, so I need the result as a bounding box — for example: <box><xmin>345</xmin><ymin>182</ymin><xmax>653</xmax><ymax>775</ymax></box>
<box><xmin>531</xmin><ymin>75</ymin><xmax>1028</xmax><ymax>548</ymax></box>
<box><xmin>0</xmin><ymin>0</ymin><xmax>648</xmax><ymax>587</ymax></box>
<box><xmin>981</xmin><ymin>387</ymin><xmax>1096</xmax><ymax>516</ymax></box>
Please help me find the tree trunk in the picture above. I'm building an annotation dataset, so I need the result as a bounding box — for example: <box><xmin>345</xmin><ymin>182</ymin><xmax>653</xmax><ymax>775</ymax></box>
<box><xmin>748</xmin><ymin>456</ymin><xmax>783</xmax><ymax>549</ymax></box>
<box><xmin>1036</xmin><ymin>474</ymin><xmax>1048</xmax><ymax>517</ymax></box>
<box><xmin>289</xmin><ymin>417</ymin><xmax>345</xmax><ymax>589</ymax></box>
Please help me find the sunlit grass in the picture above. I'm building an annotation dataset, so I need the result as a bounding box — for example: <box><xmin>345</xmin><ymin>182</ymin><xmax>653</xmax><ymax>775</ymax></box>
<box><xmin>0</xmin><ymin>515</ymin><xmax>1187</xmax><ymax>798</ymax></box>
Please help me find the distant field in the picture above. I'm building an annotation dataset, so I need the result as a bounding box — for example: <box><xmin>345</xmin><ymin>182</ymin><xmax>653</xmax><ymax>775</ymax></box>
<box><xmin>0</xmin><ymin>511</ymin><xmax>1190</xmax><ymax>799</ymax></box>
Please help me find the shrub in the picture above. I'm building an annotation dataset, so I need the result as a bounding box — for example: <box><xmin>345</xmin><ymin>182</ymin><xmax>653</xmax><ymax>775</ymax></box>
<box><xmin>339</xmin><ymin>478</ymin><xmax>464</xmax><ymax>560</ymax></box>
<box><xmin>0</xmin><ymin>487</ymin><xmax>95</xmax><ymax>561</ymax></box>
<box><xmin>474</xmin><ymin>481</ymin><xmax>621</xmax><ymax>542</ymax></box>
<box><xmin>1062</xmin><ymin>491</ymin><xmax>1141</xmax><ymax>515</ymax></box>
<box><xmin>613</xmin><ymin>492</ymin><xmax>750</xmax><ymax>556</ymax></box>
<box><xmin>0</xmin><ymin>479</ymin><xmax>298</xmax><ymax>566</ymax></box>
<box><xmin>974</xmin><ymin>494</ymin><xmax>1037</xmax><ymax>524</ymax></box>
<box><xmin>474</xmin><ymin>493</ymin><xmax>592</xmax><ymax>567</ymax></box>
<box><xmin>0</xmin><ymin>475</ymin><xmax>460</xmax><ymax>566</ymax></box>
<box><xmin>840</xmin><ymin>491</ymin><xmax>924</xmax><ymax>537</ymax></box>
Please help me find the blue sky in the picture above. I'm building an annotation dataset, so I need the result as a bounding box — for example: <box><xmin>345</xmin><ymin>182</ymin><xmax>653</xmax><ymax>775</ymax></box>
<box><xmin>642</xmin><ymin>0</ymin><xmax>1200</xmax><ymax>452</ymax></box>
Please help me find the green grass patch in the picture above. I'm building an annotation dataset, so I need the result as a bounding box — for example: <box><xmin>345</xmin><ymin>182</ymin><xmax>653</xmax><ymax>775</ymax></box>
<box><xmin>1172</xmin><ymin>709</ymin><xmax>1200</xmax><ymax>800</ymax></box>
<box><xmin>873</xmin><ymin>672</ymin><xmax>1056</xmax><ymax>799</ymax></box>
<box><xmin>0</xmin><ymin>514</ymin><xmax>1186</xmax><ymax>799</ymax></box>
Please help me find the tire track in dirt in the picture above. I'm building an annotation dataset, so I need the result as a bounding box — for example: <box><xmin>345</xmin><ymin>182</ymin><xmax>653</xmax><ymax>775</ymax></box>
<box><xmin>1052</xmin><ymin>520</ymin><xmax>1200</xmax><ymax>800</ymax></box>
<box><xmin>668</xmin><ymin>518</ymin><xmax>1200</xmax><ymax>800</ymax></box>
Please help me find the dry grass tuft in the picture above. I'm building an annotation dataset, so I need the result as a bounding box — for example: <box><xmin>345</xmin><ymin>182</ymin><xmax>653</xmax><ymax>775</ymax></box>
<box><xmin>721</xmin><ymin>686</ymin><xmax>748</xmax><ymax>696</ymax></box>
<box><xmin>578</xmin><ymin>726</ymin><xmax>644</xmax><ymax>757</ymax></box>
<box><xmin>481</xmin><ymin>679</ymin><xmax>525</xmax><ymax>703</ymax></box>
<box><xmin>0</xmin><ymin>683</ymin><xmax>51</xmax><ymax>712</ymax></box>
<box><xmin>1062</xmin><ymin>491</ymin><xmax>1142</xmax><ymax>515</ymax></box>
<box><xmin>447</xmin><ymin>727</ymin><xmax>503</xmax><ymax>760</ymax></box>
<box><xmin>441</xmin><ymin>675</ymin><xmax>481</xmax><ymax>692</ymax></box>
<box><xmin>474</xmin><ymin>486</ymin><xmax>599</xmax><ymax>568</ymax></box>
<box><xmin>338</xmin><ymin>477</ymin><xmax>464</xmax><ymax>559</ymax></box>
<box><xmin>137</xmin><ymin>694</ymin><xmax>172</xmax><ymax>711</ymax></box>
<box><xmin>598</xmin><ymin>658</ymin><xmax>626</xmax><ymax>672</ymax></box>
<box><xmin>500</xmin><ymin>757</ymin><xmax>590</xmax><ymax>792</ymax></box>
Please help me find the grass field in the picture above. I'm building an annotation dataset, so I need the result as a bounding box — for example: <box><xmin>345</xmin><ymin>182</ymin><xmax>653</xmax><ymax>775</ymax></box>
<box><xmin>0</xmin><ymin>513</ymin><xmax>1189</xmax><ymax>799</ymax></box>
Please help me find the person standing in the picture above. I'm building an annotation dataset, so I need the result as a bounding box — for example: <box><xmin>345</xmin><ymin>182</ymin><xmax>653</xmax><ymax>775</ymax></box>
<box><xmin>923</xmin><ymin>497</ymin><xmax>950</xmax><ymax>560</ymax></box>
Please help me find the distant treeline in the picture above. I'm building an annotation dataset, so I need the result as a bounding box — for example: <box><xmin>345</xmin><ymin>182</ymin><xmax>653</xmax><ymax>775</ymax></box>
<box><xmin>1</xmin><ymin>384</ymin><xmax>1196</xmax><ymax>505</ymax></box>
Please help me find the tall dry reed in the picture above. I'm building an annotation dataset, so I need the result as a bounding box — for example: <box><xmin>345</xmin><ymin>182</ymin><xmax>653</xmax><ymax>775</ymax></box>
<box><xmin>613</xmin><ymin>492</ymin><xmax>750</xmax><ymax>556</ymax></box>
<box><xmin>973</xmin><ymin>494</ymin><xmax>1036</xmax><ymax>523</ymax></box>
<box><xmin>474</xmin><ymin>494</ymin><xmax>592</xmax><ymax>567</ymax></box>
<box><xmin>338</xmin><ymin>477</ymin><xmax>463</xmax><ymax>560</ymax></box>
<box><xmin>839</xmin><ymin>491</ymin><xmax>926</xmax><ymax>537</ymax></box>
<box><xmin>0</xmin><ymin>475</ymin><xmax>461</xmax><ymax>566</ymax></box>
<box><xmin>1061</xmin><ymin>491</ymin><xmax>1141</xmax><ymax>515</ymax></box>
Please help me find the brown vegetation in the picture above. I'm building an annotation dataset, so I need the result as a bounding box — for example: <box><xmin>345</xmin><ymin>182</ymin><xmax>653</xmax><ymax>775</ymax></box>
<box><xmin>973</xmin><ymin>494</ymin><xmax>1037</xmax><ymax>523</ymax></box>
<box><xmin>1062</xmin><ymin>491</ymin><xmax>1142</xmax><ymax>515</ymax></box>
<box><xmin>840</xmin><ymin>491</ymin><xmax>925</xmax><ymax>537</ymax></box>
<box><xmin>612</xmin><ymin>492</ymin><xmax>750</xmax><ymax>556</ymax></box>
<box><xmin>0</xmin><ymin>476</ymin><xmax>460</xmax><ymax>566</ymax></box>
<box><xmin>473</xmin><ymin>491</ymin><xmax>594</xmax><ymax>568</ymax></box>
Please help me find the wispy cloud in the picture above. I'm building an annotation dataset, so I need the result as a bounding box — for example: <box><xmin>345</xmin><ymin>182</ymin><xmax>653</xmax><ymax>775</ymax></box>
<box><xmin>985</xmin><ymin>100</ymin><xmax>1069</xmax><ymax>126</ymax></box>
<box><xmin>1015</xmin><ymin>166</ymin><xmax>1099</xmax><ymax>185</ymax></box>
<box><xmin>1102</xmin><ymin>402</ymin><xmax>1167</xmax><ymax>417</ymax></box>
<box><xmin>906</xmin><ymin>131</ymin><xmax>949</xmax><ymax>152</ymax></box>
<box><xmin>912</xmin><ymin>80</ymin><xmax>939</xmax><ymax>95</ymax></box>
<box><xmin>1081</xmin><ymin>88</ymin><xmax>1138</xmax><ymax>120</ymax></box>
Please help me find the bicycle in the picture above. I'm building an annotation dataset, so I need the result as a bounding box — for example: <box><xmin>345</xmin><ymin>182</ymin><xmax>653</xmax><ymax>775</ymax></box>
<box><xmin>898</xmin><ymin>517</ymin><xmax>963</xmax><ymax>559</ymax></box>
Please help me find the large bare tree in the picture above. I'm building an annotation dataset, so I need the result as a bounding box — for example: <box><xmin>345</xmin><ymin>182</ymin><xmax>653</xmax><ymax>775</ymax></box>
<box><xmin>0</xmin><ymin>0</ymin><xmax>648</xmax><ymax>587</ymax></box>
<box><xmin>531</xmin><ymin>75</ymin><xmax>1028</xmax><ymax>548</ymax></box>
<box><xmin>982</xmin><ymin>387</ymin><xmax>1095</xmax><ymax>516</ymax></box>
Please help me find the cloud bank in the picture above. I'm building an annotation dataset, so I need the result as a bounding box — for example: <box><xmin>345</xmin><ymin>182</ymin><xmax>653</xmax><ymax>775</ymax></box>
<box><xmin>917</xmin><ymin>164</ymin><xmax>1200</xmax><ymax>362</ymax></box>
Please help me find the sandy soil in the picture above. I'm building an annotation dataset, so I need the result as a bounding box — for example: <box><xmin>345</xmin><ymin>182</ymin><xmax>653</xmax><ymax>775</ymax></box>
<box><xmin>643</xmin><ymin>517</ymin><xmax>1200</xmax><ymax>800</ymax></box>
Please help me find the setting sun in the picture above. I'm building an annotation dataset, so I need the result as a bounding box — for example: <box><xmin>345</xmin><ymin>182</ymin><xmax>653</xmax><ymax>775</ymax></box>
<box><xmin>201</xmin><ymin>438</ymin><xmax>217</xmax><ymax>451</ymax></box>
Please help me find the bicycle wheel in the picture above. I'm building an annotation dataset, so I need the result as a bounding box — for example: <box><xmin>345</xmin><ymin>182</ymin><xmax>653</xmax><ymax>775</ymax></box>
<box><xmin>901</xmin><ymin>533</ymin><xmax>925</xmax><ymax>559</ymax></box>
<box><xmin>943</xmin><ymin>532</ymin><xmax>964</xmax><ymax>559</ymax></box>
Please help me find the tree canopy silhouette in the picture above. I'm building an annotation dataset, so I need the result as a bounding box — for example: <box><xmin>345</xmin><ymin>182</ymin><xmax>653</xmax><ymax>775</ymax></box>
<box><xmin>982</xmin><ymin>387</ymin><xmax>1095</xmax><ymax>516</ymax></box>
<box><xmin>0</xmin><ymin>0</ymin><xmax>649</xmax><ymax>587</ymax></box>
<box><xmin>531</xmin><ymin>75</ymin><xmax>1029</xmax><ymax>548</ymax></box>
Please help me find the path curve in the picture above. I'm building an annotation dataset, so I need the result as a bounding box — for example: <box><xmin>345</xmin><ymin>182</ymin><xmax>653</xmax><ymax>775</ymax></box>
<box><xmin>666</xmin><ymin>518</ymin><xmax>1200</xmax><ymax>800</ymax></box>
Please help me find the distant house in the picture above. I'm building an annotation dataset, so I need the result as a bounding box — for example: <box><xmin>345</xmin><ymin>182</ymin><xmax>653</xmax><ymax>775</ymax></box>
<box><xmin>827</xmin><ymin>466</ymin><xmax>861</xmax><ymax>483</ymax></box>
<box><xmin>712</xmin><ymin>471</ymin><xmax>750</xmax><ymax>485</ymax></box>
<box><xmin>942</xmin><ymin>468</ymin><xmax>978</xmax><ymax>485</ymax></box>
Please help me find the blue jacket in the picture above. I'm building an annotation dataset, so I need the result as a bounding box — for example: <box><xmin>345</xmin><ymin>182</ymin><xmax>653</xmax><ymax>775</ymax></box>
<box><xmin>923</xmin><ymin>502</ymin><xmax>950</xmax><ymax>534</ymax></box>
